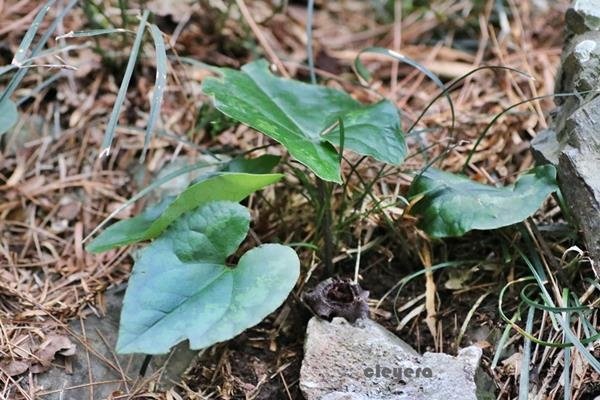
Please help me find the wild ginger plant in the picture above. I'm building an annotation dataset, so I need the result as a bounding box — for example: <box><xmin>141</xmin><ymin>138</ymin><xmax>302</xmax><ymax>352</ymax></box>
<box><xmin>87</xmin><ymin>55</ymin><xmax>559</xmax><ymax>356</ymax></box>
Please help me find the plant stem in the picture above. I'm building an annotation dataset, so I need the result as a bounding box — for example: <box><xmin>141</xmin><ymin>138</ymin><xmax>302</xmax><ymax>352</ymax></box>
<box><xmin>139</xmin><ymin>355</ymin><xmax>152</xmax><ymax>376</ymax></box>
<box><xmin>317</xmin><ymin>178</ymin><xmax>334</xmax><ymax>275</ymax></box>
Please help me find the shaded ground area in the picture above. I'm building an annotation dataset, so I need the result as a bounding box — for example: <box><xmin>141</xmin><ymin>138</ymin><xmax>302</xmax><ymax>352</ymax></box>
<box><xmin>1</xmin><ymin>1</ymin><xmax>599</xmax><ymax>399</ymax></box>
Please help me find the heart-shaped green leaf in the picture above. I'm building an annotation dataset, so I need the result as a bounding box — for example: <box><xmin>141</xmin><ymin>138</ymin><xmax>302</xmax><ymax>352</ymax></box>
<box><xmin>86</xmin><ymin>172</ymin><xmax>282</xmax><ymax>253</ymax></box>
<box><xmin>408</xmin><ymin>165</ymin><xmax>558</xmax><ymax>237</ymax></box>
<box><xmin>117</xmin><ymin>201</ymin><xmax>300</xmax><ymax>354</ymax></box>
<box><xmin>0</xmin><ymin>99</ymin><xmax>18</xmax><ymax>136</ymax></box>
<box><xmin>202</xmin><ymin>59</ymin><xmax>406</xmax><ymax>183</ymax></box>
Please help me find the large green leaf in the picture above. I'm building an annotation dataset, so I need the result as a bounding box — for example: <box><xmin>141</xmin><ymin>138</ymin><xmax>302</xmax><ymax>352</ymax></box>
<box><xmin>86</xmin><ymin>172</ymin><xmax>282</xmax><ymax>253</ymax></box>
<box><xmin>202</xmin><ymin>59</ymin><xmax>406</xmax><ymax>183</ymax></box>
<box><xmin>0</xmin><ymin>99</ymin><xmax>18</xmax><ymax>135</ymax></box>
<box><xmin>408</xmin><ymin>165</ymin><xmax>558</xmax><ymax>237</ymax></box>
<box><xmin>117</xmin><ymin>201</ymin><xmax>300</xmax><ymax>354</ymax></box>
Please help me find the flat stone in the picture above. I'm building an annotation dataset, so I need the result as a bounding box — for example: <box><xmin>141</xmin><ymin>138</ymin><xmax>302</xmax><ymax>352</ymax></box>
<box><xmin>34</xmin><ymin>286</ymin><xmax>198</xmax><ymax>399</ymax></box>
<box><xmin>300</xmin><ymin>317</ymin><xmax>485</xmax><ymax>400</ymax></box>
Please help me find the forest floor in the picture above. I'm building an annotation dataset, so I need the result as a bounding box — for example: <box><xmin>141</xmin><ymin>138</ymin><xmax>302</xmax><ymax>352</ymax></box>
<box><xmin>1</xmin><ymin>1</ymin><xmax>599</xmax><ymax>399</ymax></box>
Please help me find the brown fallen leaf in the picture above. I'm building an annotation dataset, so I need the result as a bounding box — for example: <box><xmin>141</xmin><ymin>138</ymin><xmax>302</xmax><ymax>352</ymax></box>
<box><xmin>30</xmin><ymin>334</ymin><xmax>76</xmax><ymax>373</ymax></box>
<box><xmin>0</xmin><ymin>360</ymin><xmax>30</xmax><ymax>376</ymax></box>
<box><xmin>474</xmin><ymin>340</ymin><xmax>492</xmax><ymax>350</ymax></box>
<box><xmin>501</xmin><ymin>352</ymin><xmax>523</xmax><ymax>376</ymax></box>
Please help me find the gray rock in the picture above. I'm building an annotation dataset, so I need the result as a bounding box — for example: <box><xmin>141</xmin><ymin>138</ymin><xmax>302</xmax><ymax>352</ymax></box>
<box><xmin>531</xmin><ymin>129</ymin><xmax>560</xmax><ymax>165</ymax></box>
<box><xmin>559</xmin><ymin>131</ymin><xmax>600</xmax><ymax>262</ymax></box>
<box><xmin>559</xmin><ymin>31</ymin><xmax>600</xmax><ymax>97</ymax></box>
<box><xmin>566</xmin><ymin>0</ymin><xmax>600</xmax><ymax>35</ymax></box>
<box><xmin>34</xmin><ymin>286</ymin><xmax>198</xmax><ymax>399</ymax></box>
<box><xmin>300</xmin><ymin>317</ymin><xmax>485</xmax><ymax>400</ymax></box>
<box><xmin>534</xmin><ymin>0</ymin><xmax>600</xmax><ymax>265</ymax></box>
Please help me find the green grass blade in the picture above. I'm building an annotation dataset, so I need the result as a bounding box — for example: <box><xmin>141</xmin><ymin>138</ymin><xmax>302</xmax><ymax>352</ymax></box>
<box><xmin>174</xmin><ymin>56</ymin><xmax>218</xmax><ymax>72</ymax></box>
<box><xmin>141</xmin><ymin>23</ymin><xmax>168</xmax><ymax>161</ymax></box>
<box><xmin>306</xmin><ymin>0</ymin><xmax>316</xmax><ymax>84</ymax></box>
<box><xmin>557</xmin><ymin>317</ymin><xmax>600</xmax><ymax>372</ymax></box>
<box><xmin>379</xmin><ymin>260</ymin><xmax>477</xmax><ymax>307</ymax></box>
<box><xmin>463</xmin><ymin>89</ymin><xmax>600</xmax><ymax>170</ymax></box>
<box><xmin>456</xmin><ymin>292</ymin><xmax>491</xmax><ymax>348</ymax></box>
<box><xmin>100</xmin><ymin>10</ymin><xmax>150</xmax><ymax>157</ymax></box>
<box><xmin>0</xmin><ymin>0</ymin><xmax>77</xmax><ymax>105</ymax></box>
<box><xmin>19</xmin><ymin>43</ymin><xmax>89</xmax><ymax>65</ymax></box>
<box><xmin>353</xmin><ymin>46</ymin><xmax>453</xmax><ymax>140</ymax></box>
<box><xmin>11</xmin><ymin>0</ymin><xmax>57</xmax><ymax>67</ymax></box>
<box><xmin>492</xmin><ymin>314</ymin><xmax>517</xmax><ymax>369</ymax></box>
<box><xmin>57</xmin><ymin>28</ymin><xmax>134</xmax><ymax>39</ymax></box>
<box><xmin>518</xmin><ymin>306</ymin><xmax>535</xmax><ymax>400</ymax></box>
<box><xmin>562</xmin><ymin>290</ymin><xmax>571</xmax><ymax>400</ymax></box>
<box><xmin>0</xmin><ymin>65</ymin><xmax>16</xmax><ymax>76</ymax></box>
<box><xmin>29</xmin><ymin>0</ymin><xmax>78</xmax><ymax>58</ymax></box>
<box><xmin>408</xmin><ymin>66</ymin><xmax>531</xmax><ymax>134</ymax></box>
<box><xmin>517</xmin><ymin>248</ymin><xmax>600</xmax><ymax>372</ymax></box>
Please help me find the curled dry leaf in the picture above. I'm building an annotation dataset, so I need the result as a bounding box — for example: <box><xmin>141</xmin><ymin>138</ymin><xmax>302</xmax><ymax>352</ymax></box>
<box><xmin>0</xmin><ymin>335</ymin><xmax>75</xmax><ymax>376</ymax></box>
<box><xmin>31</xmin><ymin>334</ymin><xmax>76</xmax><ymax>373</ymax></box>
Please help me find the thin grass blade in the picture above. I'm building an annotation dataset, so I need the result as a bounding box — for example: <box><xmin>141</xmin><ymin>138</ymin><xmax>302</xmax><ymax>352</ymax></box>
<box><xmin>518</xmin><ymin>306</ymin><xmax>535</xmax><ymax>399</ymax></box>
<box><xmin>492</xmin><ymin>315</ymin><xmax>518</xmax><ymax>369</ymax></box>
<box><xmin>57</xmin><ymin>28</ymin><xmax>134</xmax><ymax>39</ymax></box>
<box><xmin>353</xmin><ymin>46</ymin><xmax>453</xmax><ymax>137</ymax></box>
<box><xmin>0</xmin><ymin>65</ymin><xmax>16</xmax><ymax>76</ymax></box>
<box><xmin>463</xmin><ymin>89</ymin><xmax>600</xmax><ymax>170</ymax></box>
<box><xmin>100</xmin><ymin>10</ymin><xmax>150</xmax><ymax>157</ymax></box>
<box><xmin>456</xmin><ymin>292</ymin><xmax>491</xmax><ymax>348</ymax></box>
<box><xmin>0</xmin><ymin>0</ymin><xmax>77</xmax><ymax>105</ymax></box>
<box><xmin>408</xmin><ymin>65</ymin><xmax>531</xmax><ymax>134</ymax></box>
<box><xmin>306</xmin><ymin>0</ymin><xmax>316</xmax><ymax>84</ymax></box>
<box><xmin>17</xmin><ymin>71</ymin><xmax>65</xmax><ymax>106</ymax></box>
<box><xmin>562</xmin><ymin>290</ymin><xmax>571</xmax><ymax>400</ymax></box>
<box><xmin>11</xmin><ymin>0</ymin><xmax>57</xmax><ymax>67</ymax></box>
<box><xmin>141</xmin><ymin>23</ymin><xmax>168</xmax><ymax>161</ymax></box>
<box><xmin>518</xmin><ymin>248</ymin><xmax>600</xmax><ymax>372</ymax></box>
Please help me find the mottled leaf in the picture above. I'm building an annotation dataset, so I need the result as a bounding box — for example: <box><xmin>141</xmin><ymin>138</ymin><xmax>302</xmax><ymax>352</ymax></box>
<box><xmin>409</xmin><ymin>165</ymin><xmax>558</xmax><ymax>237</ymax></box>
<box><xmin>202</xmin><ymin>59</ymin><xmax>406</xmax><ymax>182</ymax></box>
<box><xmin>117</xmin><ymin>201</ymin><xmax>300</xmax><ymax>354</ymax></box>
<box><xmin>86</xmin><ymin>172</ymin><xmax>282</xmax><ymax>253</ymax></box>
